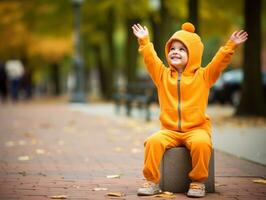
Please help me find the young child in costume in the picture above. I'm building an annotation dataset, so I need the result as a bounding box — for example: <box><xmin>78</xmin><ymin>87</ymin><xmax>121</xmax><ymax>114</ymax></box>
<box><xmin>132</xmin><ymin>22</ymin><xmax>247</xmax><ymax>197</ymax></box>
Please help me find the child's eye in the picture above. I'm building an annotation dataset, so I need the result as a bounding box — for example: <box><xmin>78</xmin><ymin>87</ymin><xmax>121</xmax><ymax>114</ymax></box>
<box><xmin>170</xmin><ymin>47</ymin><xmax>175</xmax><ymax>51</ymax></box>
<box><xmin>180</xmin><ymin>48</ymin><xmax>185</xmax><ymax>51</ymax></box>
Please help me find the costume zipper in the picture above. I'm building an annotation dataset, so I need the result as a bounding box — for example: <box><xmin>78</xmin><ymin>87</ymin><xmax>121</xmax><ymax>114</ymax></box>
<box><xmin>177</xmin><ymin>73</ymin><xmax>182</xmax><ymax>131</ymax></box>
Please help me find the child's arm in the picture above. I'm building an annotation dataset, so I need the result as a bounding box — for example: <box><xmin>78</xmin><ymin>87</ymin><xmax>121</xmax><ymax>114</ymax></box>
<box><xmin>203</xmin><ymin>30</ymin><xmax>248</xmax><ymax>87</ymax></box>
<box><xmin>132</xmin><ymin>24</ymin><xmax>164</xmax><ymax>86</ymax></box>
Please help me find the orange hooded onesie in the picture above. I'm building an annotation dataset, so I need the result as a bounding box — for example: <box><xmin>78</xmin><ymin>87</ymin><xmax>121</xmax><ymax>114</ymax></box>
<box><xmin>138</xmin><ymin>23</ymin><xmax>237</xmax><ymax>183</ymax></box>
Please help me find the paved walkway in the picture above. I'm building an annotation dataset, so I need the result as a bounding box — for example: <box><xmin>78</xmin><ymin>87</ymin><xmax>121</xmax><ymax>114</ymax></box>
<box><xmin>0</xmin><ymin>102</ymin><xmax>265</xmax><ymax>199</ymax></box>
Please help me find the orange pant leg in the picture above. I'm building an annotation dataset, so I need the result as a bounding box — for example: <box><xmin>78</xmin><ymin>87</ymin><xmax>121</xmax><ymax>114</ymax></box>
<box><xmin>143</xmin><ymin>129</ymin><xmax>182</xmax><ymax>183</ymax></box>
<box><xmin>183</xmin><ymin>129</ymin><xmax>213</xmax><ymax>182</ymax></box>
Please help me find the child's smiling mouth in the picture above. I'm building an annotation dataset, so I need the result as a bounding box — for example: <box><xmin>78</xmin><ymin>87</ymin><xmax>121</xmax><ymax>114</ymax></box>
<box><xmin>171</xmin><ymin>55</ymin><xmax>181</xmax><ymax>60</ymax></box>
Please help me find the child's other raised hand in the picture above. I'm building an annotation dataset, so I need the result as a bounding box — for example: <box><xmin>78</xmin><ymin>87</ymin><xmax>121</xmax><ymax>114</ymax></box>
<box><xmin>230</xmin><ymin>30</ymin><xmax>248</xmax><ymax>45</ymax></box>
<box><xmin>132</xmin><ymin>24</ymin><xmax>149</xmax><ymax>39</ymax></box>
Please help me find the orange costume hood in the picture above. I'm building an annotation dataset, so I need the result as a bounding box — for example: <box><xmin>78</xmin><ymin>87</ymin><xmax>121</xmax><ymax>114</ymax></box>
<box><xmin>165</xmin><ymin>22</ymin><xmax>204</xmax><ymax>76</ymax></box>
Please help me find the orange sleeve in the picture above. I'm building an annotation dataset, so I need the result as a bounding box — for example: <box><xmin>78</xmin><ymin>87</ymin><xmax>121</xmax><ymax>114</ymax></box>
<box><xmin>138</xmin><ymin>36</ymin><xmax>164</xmax><ymax>86</ymax></box>
<box><xmin>203</xmin><ymin>40</ymin><xmax>238</xmax><ymax>88</ymax></box>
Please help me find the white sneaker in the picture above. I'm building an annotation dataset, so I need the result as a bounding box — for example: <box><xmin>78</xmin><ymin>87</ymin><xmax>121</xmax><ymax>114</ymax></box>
<box><xmin>137</xmin><ymin>181</ymin><xmax>162</xmax><ymax>196</ymax></box>
<box><xmin>187</xmin><ymin>182</ymin><xmax>206</xmax><ymax>198</ymax></box>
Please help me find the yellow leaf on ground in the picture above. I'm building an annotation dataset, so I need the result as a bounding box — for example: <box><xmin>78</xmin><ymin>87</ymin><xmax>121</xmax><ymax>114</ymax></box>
<box><xmin>114</xmin><ymin>147</ymin><xmax>124</xmax><ymax>152</ymax></box>
<box><xmin>131</xmin><ymin>148</ymin><xmax>141</xmax><ymax>154</ymax></box>
<box><xmin>215</xmin><ymin>183</ymin><xmax>227</xmax><ymax>187</ymax></box>
<box><xmin>31</xmin><ymin>139</ymin><xmax>38</xmax><ymax>145</ymax></box>
<box><xmin>18</xmin><ymin>140</ymin><xmax>26</xmax><ymax>146</ymax></box>
<box><xmin>18</xmin><ymin>156</ymin><xmax>30</xmax><ymax>161</ymax></box>
<box><xmin>107</xmin><ymin>174</ymin><xmax>120</xmax><ymax>179</ymax></box>
<box><xmin>107</xmin><ymin>192</ymin><xmax>125</xmax><ymax>197</ymax></box>
<box><xmin>24</xmin><ymin>132</ymin><xmax>35</xmax><ymax>138</ymax></box>
<box><xmin>92</xmin><ymin>187</ymin><xmax>108</xmax><ymax>191</ymax></box>
<box><xmin>253</xmin><ymin>179</ymin><xmax>266</xmax><ymax>184</ymax></box>
<box><xmin>5</xmin><ymin>141</ymin><xmax>15</xmax><ymax>147</ymax></box>
<box><xmin>36</xmin><ymin>149</ymin><xmax>45</xmax><ymax>154</ymax></box>
<box><xmin>153</xmin><ymin>191</ymin><xmax>175</xmax><ymax>198</ymax></box>
<box><xmin>49</xmin><ymin>195</ymin><xmax>67</xmax><ymax>199</ymax></box>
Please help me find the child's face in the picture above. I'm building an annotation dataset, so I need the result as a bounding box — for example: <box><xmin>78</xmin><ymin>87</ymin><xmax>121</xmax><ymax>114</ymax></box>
<box><xmin>168</xmin><ymin>41</ymin><xmax>188</xmax><ymax>71</ymax></box>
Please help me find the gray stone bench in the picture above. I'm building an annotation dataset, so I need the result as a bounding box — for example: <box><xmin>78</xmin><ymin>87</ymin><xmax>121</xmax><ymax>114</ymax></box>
<box><xmin>159</xmin><ymin>147</ymin><xmax>215</xmax><ymax>193</ymax></box>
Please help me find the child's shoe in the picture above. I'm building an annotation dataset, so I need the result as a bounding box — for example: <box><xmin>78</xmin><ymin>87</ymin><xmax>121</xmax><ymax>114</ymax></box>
<box><xmin>187</xmin><ymin>182</ymin><xmax>206</xmax><ymax>198</ymax></box>
<box><xmin>137</xmin><ymin>181</ymin><xmax>162</xmax><ymax>196</ymax></box>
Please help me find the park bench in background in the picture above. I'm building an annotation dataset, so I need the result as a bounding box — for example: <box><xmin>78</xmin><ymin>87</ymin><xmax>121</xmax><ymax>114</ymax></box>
<box><xmin>113</xmin><ymin>81</ymin><xmax>158</xmax><ymax>121</ymax></box>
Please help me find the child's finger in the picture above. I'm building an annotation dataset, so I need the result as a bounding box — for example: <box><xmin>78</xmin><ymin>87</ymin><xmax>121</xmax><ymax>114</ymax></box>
<box><xmin>144</xmin><ymin>26</ymin><xmax>148</xmax><ymax>32</ymax></box>
<box><xmin>231</xmin><ymin>31</ymin><xmax>238</xmax><ymax>39</ymax></box>
<box><xmin>132</xmin><ymin>24</ymin><xmax>140</xmax><ymax>32</ymax></box>
<box><xmin>132</xmin><ymin>26</ymin><xmax>138</xmax><ymax>31</ymax></box>
<box><xmin>241</xmin><ymin>32</ymin><xmax>248</xmax><ymax>37</ymax></box>
<box><xmin>239</xmin><ymin>32</ymin><xmax>248</xmax><ymax>40</ymax></box>
<box><xmin>137</xmin><ymin>23</ymin><xmax>144</xmax><ymax>30</ymax></box>
<box><xmin>236</xmin><ymin>30</ymin><xmax>245</xmax><ymax>37</ymax></box>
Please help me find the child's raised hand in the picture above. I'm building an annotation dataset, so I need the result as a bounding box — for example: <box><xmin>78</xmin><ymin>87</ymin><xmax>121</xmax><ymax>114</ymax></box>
<box><xmin>132</xmin><ymin>24</ymin><xmax>149</xmax><ymax>39</ymax></box>
<box><xmin>230</xmin><ymin>30</ymin><xmax>248</xmax><ymax>45</ymax></box>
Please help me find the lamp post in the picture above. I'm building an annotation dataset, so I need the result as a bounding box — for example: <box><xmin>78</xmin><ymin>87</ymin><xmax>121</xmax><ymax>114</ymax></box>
<box><xmin>70</xmin><ymin>0</ymin><xmax>86</xmax><ymax>102</ymax></box>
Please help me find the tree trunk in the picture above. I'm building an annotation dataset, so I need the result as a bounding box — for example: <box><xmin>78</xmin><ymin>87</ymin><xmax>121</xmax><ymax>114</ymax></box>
<box><xmin>125</xmin><ymin>18</ymin><xmax>139</xmax><ymax>84</ymax></box>
<box><xmin>105</xmin><ymin>6</ymin><xmax>116</xmax><ymax>99</ymax></box>
<box><xmin>188</xmin><ymin>0</ymin><xmax>199</xmax><ymax>33</ymax></box>
<box><xmin>236</xmin><ymin>0</ymin><xmax>266</xmax><ymax>116</ymax></box>
<box><xmin>151</xmin><ymin>0</ymin><xmax>173</xmax><ymax>64</ymax></box>
<box><xmin>94</xmin><ymin>45</ymin><xmax>107</xmax><ymax>98</ymax></box>
<box><xmin>50</xmin><ymin>62</ymin><xmax>61</xmax><ymax>96</ymax></box>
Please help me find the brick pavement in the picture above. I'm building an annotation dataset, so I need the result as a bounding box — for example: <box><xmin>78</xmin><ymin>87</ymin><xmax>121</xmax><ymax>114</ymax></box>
<box><xmin>0</xmin><ymin>102</ymin><xmax>265</xmax><ymax>200</ymax></box>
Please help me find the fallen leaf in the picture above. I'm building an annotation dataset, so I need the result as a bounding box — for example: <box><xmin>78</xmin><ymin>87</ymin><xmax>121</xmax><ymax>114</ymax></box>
<box><xmin>253</xmin><ymin>179</ymin><xmax>266</xmax><ymax>184</ymax></box>
<box><xmin>24</xmin><ymin>132</ymin><xmax>35</xmax><ymax>138</ymax></box>
<box><xmin>49</xmin><ymin>195</ymin><xmax>67</xmax><ymax>199</ymax></box>
<box><xmin>153</xmin><ymin>191</ymin><xmax>175</xmax><ymax>198</ymax></box>
<box><xmin>92</xmin><ymin>187</ymin><xmax>108</xmax><ymax>191</ymax></box>
<box><xmin>72</xmin><ymin>185</ymin><xmax>80</xmax><ymax>189</ymax></box>
<box><xmin>63</xmin><ymin>127</ymin><xmax>75</xmax><ymax>134</ymax></box>
<box><xmin>131</xmin><ymin>148</ymin><xmax>141</xmax><ymax>154</ymax></box>
<box><xmin>36</xmin><ymin>149</ymin><xmax>45</xmax><ymax>154</ymax></box>
<box><xmin>18</xmin><ymin>171</ymin><xmax>27</xmax><ymax>176</ymax></box>
<box><xmin>31</xmin><ymin>139</ymin><xmax>38</xmax><ymax>145</ymax></box>
<box><xmin>114</xmin><ymin>147</ymin><xmax>124</xmax><ymax>152</ymax></box>
<box><xmin>215</xmin><ymin>183</ymin><xmax>226</xmax><ymax>187</ymax></box>
<box><xmin>107</xmin><ymin>174</ymin><xmax>120</xmax><ymax>179</ymax></box>
<box><xmin>5</xmin><ymin>141</ymin><xmax>15</xmax><ymax>147</ymax></box>
<box><xmin>58</xmin><ymin>140</ymin><xmax>65</xmax><ymax>146</ymax></box>
<box><xmin>107</xmin><ymin>192</ymin><xmax>125</xmax><ymax>197</ymax></box>
<box><xmin>18</xmin><ymin>156</ymin><xmax>30</xmax><ymax>161</ymax></box>
<box><xmin>38</xmin><ymin>172</ymin><xmax>47</xmax><ymax>177</ymax></box>
<box><xmin>18</xmin><ymin>140</ymin><xmax>26</xmax><ymax>146</ymax></box>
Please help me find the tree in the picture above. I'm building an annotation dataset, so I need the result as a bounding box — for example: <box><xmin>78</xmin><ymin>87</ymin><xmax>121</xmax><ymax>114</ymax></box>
<box><xmin>188</xmin><ymin>0</ymin><xmax>199</xmax><ymax>33</ymax></box>
<box><xmin>123</xmin><ymin>0</ymin><xmax>149</xmax><ymax>85</ymax></box>
<box><xmin>236</xmin><ymin>0</ymin><xmax>266</xmax><ymax>116</ymax></box>
<box><xmin>150</xmin><ymin>0</ymin><xmax>175</xmax><ymax>64</ymax></box>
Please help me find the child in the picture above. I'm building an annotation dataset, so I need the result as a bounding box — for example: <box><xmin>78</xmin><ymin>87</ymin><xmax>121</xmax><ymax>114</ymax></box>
<box><xmin>132</xmin><ymin>22</ymin><xmax>247</xmax><ymax>197</ymax></box>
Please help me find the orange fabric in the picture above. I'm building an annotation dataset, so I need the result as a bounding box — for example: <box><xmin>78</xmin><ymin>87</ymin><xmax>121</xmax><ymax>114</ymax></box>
<box><xmin>143</xmin><ymin>129</ymin><xmax>212</xmax><ymax>183</ymax></box>
<box><xmin>138</xmin><ymin>23</ymin><xmax>238</xmax><ymax>183</ymax></box>
<box><xmin>138</xmin><ymin>24</ymin><xmax>237</xmax><ymax>133</ymax></box>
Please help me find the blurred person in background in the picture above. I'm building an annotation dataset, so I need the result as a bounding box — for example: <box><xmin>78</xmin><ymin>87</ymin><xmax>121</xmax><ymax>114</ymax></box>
<box><xmin>5</xmin><ymin>59</ymin><xmax>24</xmax><ymax>102</ymax></box>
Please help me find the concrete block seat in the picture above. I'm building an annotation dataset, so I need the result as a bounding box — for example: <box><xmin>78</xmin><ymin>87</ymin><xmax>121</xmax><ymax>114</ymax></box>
<box><xmin>159</xmin><ymin>147</ymin><xmax>215</xmax><ymax>193</ymax></box>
